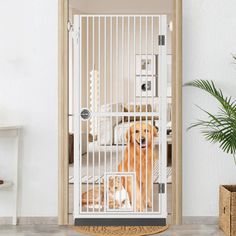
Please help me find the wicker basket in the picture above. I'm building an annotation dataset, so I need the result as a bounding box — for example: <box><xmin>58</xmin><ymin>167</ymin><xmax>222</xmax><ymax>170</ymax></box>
<box><xmin>219</xmin><ymin>185</ymin><xmax>236</xmax><ymax>236</ymax></box>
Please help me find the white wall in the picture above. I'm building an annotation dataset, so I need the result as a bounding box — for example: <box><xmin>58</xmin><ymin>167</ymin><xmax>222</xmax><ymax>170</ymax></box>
<box><xmin>0</xmin><ymin>0</ymin><xmax>58</xmax><ymax>217</ymax></box>
<box><xmin>183</xmin><ymin>0</ymin><xmax>236</xmax><ymax>216</ymax></box>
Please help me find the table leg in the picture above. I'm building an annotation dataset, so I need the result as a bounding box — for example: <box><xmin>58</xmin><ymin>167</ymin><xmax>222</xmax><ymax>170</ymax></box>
<box><xmin>12</xmin><ymin>131</ymin><xmax>19</xmax><ymax>225</ymax></box>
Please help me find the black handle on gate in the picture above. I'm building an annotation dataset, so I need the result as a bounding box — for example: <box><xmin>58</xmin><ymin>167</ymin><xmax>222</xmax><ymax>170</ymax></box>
<box><xmin>80</xmin><ymin>108</ymin><xmax>91</xmax><ymax>120</ymax></box>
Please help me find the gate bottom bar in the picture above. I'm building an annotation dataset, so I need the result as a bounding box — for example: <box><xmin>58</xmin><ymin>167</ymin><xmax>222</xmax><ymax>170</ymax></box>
<box><xmin>74</xmin><ymin>218</ymin><xmax>166</xmax><ymax>226</ymax></box>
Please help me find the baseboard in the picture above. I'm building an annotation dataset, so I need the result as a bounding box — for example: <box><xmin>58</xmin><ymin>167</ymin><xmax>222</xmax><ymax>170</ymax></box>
<box><xmin>182</xmin><ymin>216</ymin><xmax>218</xmax><ymax>225</ymax></box>
<box><xmin>0</xmin><ymin>217</ymin><xmax>58</xmax><ymax>225</ymax></box>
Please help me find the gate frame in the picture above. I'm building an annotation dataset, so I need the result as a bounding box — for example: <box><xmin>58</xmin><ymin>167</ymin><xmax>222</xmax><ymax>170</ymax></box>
<box><xmin>73</xmin><ymin>14</ymin><xmax>167</xmax><ymax>225</ymax></box>
<box><xmin>58</xmin><ymin>0</ymin><xmax>182</xmax><ymax>225</ymax></box>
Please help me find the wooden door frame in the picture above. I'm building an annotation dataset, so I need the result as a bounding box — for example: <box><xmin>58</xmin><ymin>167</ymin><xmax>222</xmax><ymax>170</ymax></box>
<box><xmin>58</xmin><ymin>0</ymin><xmax>69</xmax><ymax>225</ymax></box>
<box><xmin>58</xmin><ymin>0</ymin><xmax>182</xmax><ymax>225</ymax></box>
<box><xmin>172</xmin><ymin>0</ymin><xmax>182</xmax><ymax>225</ymax></box>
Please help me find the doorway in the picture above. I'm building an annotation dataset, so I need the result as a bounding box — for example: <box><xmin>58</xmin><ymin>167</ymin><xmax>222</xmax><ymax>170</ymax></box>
<box><xmin>58</xmin><ymin>0</ymin><xmax>182</xmax><ymax>225</ymax></box>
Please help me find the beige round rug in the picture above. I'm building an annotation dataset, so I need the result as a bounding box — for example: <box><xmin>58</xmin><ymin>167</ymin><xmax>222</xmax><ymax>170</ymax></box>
<box><xmin>73</xmin><ymin>226</ymin><xmax>169</xmax><ymax>236</ymax></box>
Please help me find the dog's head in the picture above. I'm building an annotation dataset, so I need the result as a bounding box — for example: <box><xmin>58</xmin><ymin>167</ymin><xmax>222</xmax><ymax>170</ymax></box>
<box><xmin>126</xmin><ymin>122</ymin><xmax>158</xmax><ymax>149</ymax></box>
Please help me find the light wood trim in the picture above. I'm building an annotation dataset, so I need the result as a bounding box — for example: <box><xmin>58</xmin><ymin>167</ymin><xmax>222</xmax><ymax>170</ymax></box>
<box><xmin>58</xmin><ymin>0</ymin><xmax>69</xmax><ymax>225</ymax></box>
<box><xmin>172</xmin><ymin>0</ymin><xmax>182</xmax><ymax>225</ymax></box>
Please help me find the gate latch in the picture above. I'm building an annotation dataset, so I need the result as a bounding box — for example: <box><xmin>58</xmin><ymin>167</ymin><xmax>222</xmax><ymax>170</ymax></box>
<box><xmin>158</xmin><ymin>183</ymin><xmax>165</xmax><ymax>194</ymax></box>
<box><xmin>80</xmin><ymin>108</ymin><xmax>91</xmax><ymax>120</ymax></box>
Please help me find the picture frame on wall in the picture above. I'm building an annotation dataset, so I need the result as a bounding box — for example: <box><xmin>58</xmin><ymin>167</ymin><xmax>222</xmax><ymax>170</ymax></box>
<box><xmin>136</xmin><ymin>76</ymin><xmax>157</xmax><ymax>97</ymax></box>
<box><xmin>136</xmin><ymin>54</ymin><xmax>157</xmax><ymax>75</ymax></box>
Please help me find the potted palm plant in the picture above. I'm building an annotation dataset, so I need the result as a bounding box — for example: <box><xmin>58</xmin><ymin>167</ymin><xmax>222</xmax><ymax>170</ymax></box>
<box><xmin>185</xmin><ymin>62</ymin><xmax>236</xmax><ymax>235</ymax></box>
<box><xmin>185</xmin><ymin>79</ymin><xmax>236</xmax><ymax>160</ymax></box>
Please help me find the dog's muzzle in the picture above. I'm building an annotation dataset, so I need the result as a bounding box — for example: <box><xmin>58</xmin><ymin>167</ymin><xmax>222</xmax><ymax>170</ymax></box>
<box><xmin>136</xmin><ymin>138</ymin><xmax>146</xmax><ymax>149</ymax></box>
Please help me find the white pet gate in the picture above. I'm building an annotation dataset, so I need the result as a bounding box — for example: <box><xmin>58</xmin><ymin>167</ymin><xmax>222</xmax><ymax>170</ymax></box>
<box><xmin>73</xmin><ymin>14</ymin><xmax>168</xmax><ymax>226</ymax></box>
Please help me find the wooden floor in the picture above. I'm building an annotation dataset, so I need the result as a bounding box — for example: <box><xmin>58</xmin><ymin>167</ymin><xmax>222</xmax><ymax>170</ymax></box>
<box><xmin>0</xmin><ymin>225</ymin><xmax>225</xmax><ymax>235</ymax></box>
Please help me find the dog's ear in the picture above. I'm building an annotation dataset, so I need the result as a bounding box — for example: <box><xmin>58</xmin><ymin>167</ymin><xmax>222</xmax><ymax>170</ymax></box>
<box><xmin>125</xmin><ymin>126</ymin><xmax>133</xmax><ymax>143</ymax></box>
<box><xmin>153</xmin><ymin>126</ymin><xmax>158</xmax><ymax>137</ymax></box>
<box><xmin>125</xmin><ymin>129</ymin><xmax>130</xmax><ymax>142</ymax></box>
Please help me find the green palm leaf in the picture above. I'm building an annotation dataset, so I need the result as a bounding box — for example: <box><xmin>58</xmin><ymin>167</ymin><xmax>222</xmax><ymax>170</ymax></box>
<box><xmin>185</xmin><ymin>79</ymin><xmax>236</xmax><ymax>156</ymax></box>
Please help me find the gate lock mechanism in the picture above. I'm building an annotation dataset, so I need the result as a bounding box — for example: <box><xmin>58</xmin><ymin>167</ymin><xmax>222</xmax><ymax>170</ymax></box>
<box><xmin>80</xmin><ymin>108</ymin><xmax>91</xmax><ymax>120</ymax></box>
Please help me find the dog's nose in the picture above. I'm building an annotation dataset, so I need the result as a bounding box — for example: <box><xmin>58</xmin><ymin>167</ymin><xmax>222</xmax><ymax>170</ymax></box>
<box><xmin>141</xmin><ymin>137</ymin><xmax>146</xmax><ymax>144</ymax></box>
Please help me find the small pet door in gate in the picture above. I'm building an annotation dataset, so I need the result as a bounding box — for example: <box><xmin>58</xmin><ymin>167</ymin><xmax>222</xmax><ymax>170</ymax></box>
<box><xmin>105</xmin><ymin>172</ymin><xmax>135</xmax><ymax>212</ymax></box>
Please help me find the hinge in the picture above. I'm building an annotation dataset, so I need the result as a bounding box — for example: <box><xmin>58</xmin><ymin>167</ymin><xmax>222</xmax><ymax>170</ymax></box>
<box><xmin>67</xmin><ymin>21</ymin><xmax>74</xmax><ymax>32</ymax></box>
<box><xmin>72</xmin><ymin>26</ymin><xmax>80</xmax><ymax>45</ymax></box>
<box><xmin>159</xmin><ymin>183</ymin><xmax>165</xmax><ymax>194</ymax></box>
<box><xmin>168</xmin><ymin>21</ymin><xmax>173</xmax><ymax>32</ymax></box>
<box><xmin>158</xmin><ymin>35</ymin><xmax>165</xmax><ymax>46</ymax></box>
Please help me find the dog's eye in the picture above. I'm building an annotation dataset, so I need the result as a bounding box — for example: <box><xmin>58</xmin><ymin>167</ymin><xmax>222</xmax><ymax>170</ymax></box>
<box><xmin>135</xmin><ymin>130</ymin><xmax>139</xmax><ymax>133</ymax></box>
<box><xmin>115</xmin><ymin>187</ymin><xmax>118</xmax><ymax>190</ymax></box>
<box><xmin>144</xmin><ymin>129</ymin><xmax>149</xmax><ymax>133</ymax></box>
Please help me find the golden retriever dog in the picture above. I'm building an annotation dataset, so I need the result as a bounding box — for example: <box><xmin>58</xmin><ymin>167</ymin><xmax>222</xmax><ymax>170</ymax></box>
<box><xmin>118</xmin><ymin>122</ymin><xmax>158</xmax><ymax>211</ymax></box>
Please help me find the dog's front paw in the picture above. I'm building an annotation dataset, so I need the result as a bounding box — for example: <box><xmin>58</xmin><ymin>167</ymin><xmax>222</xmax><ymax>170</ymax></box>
<box><xmin>147</xmin><ymin>201</ymin><xmax>152</xmax><ymax>208</ymax></box>
<box><xmin>136</xmin><ymin>205</ymin><xmax>145</xmax><ymax>212</ymax></box>
<box><xmin>136</xmin><ymin>204</ymin><xmax>141</xmax><ymax>212</ymax></box>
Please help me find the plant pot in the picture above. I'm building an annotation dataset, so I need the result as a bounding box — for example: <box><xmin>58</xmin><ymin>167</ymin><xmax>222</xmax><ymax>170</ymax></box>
<box><xmin>219</xmin><ymin>185</ymin><xmax>236</xmax><ymax>236</ymax></box>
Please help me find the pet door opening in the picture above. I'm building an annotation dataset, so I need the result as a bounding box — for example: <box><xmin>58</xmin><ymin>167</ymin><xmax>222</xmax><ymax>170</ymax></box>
<box><xmin>105</xmin><ymin>172</ymin><xmax>135</xmax><ymax>212</ymax></box>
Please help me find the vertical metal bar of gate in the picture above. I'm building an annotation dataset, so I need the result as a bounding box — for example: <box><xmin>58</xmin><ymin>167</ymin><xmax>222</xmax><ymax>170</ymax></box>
<box><xmin>73</xmin><ymin>14</ymin><xmax>167</xmax><ymax>223</ymax></box>
<box><xmin>133</xmin><ymin>16</ymin><xmax>137</xmax><ymax>211</ymax></box>
<box><xmin>104</xmin><ymin>16</ymin><xmax>107</xmax><ymax>211</ymax></box>
<box><xmin>127</xmin><ymin>16</ymin><xmax>130</xmax><ymax>196</ymax></box>
<box><xmin>110</xmin><ymin>17</ymin><xmax>114</xmax><ymax>208</ymax></box>
<box><xmin>121</xmin><ymin>16</ymin><xmax>124</xmax><ymax>174</ymax></box>
<box><xmin>145</xmin><ymin>16</ymin><xmax>148</xmax><ymax>212</ymax></box>
<box><xmin>159</xmin><ymin>15</ymin><xmax>167</xmax><ymax>217</ymax></box>
<box><xmin>86</xmin><ymin>16</ymin><xmax>89</xmax><ymax>212</ymax></box>
<box><xmin>92</xmin><ymin>16</ymin><xmax>96</xmax><ymax>213</ymax></box>
<box><xmin>98</xmin><ymin>16</ymin><xmax>101</xmax><ymax>212</ymax></box>
<box><xmin>151</xmin><ymin>16</ymin><xmax>154</xmax><ymax>212</ymax></box>
<box><xmin>79</xmin><ymin>16</ymin><xmax>83</xmax><ymax>215</ymax></box>
<box><xmin>73</xmin><ymin>15</ymin><xmax>80</xmax><ymax>219</ymax></box>
<box><xmin>121</xmin><ymin>16</ymin><xmax>125</xmax><ymax>207</ymax></box>
<box><xmin>110</xmin><ymin>16</ymin><xmax>113</xmax><ymax>183</ymax></box>
<box><xmin>139</xmin><ymin>16</ymin><xmax>142</xmax><ymax>212</ymax></box>
<box><xmin>115</xmin><ymin>16</ymin><xmax>119</xmax><ymax>172</ymax></box>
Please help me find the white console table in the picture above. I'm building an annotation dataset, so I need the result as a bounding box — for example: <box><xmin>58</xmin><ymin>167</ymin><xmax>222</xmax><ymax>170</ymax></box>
<box><xmin>0</xmin><ymin>125</ymin><xmax>22</xmax><ymax>225</ymax></box>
